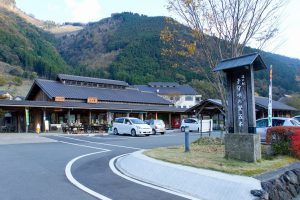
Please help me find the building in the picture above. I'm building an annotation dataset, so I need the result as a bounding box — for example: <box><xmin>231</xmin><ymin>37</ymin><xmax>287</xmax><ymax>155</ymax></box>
<box><xmin>0</xmin><ymin>90</ymin><xmax>13</xmax><ymax>100</ymax></box>
<box><xmin>0</xmin><ymin>74</ymin><xmax>187</xmax><ymax>132</ymax></box>
<box><xmin>187</xmin><ymin>97</ymin><xmax>298</xmax><ymax>130</ymax></box>
<box><xmin>135</xmin><ymin>82</ymin><xmax>201</xmax><ymax>109</ymax></box>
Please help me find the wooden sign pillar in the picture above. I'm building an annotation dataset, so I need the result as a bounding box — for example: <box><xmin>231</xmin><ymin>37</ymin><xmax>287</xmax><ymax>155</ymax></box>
<box><xmin>214</xmin><ymin>53</ymin><xmax>266</xmax><ymax>162</ymax></box>
<box><xmin>226</xmin><ymin>68</ymin><xmax>256</xmax><ymax>134</ymax></box>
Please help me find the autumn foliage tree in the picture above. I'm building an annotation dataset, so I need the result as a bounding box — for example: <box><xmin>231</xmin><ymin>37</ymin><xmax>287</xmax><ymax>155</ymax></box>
<box><xmin>162</xmin><ymin>0</ymin><xmax>285</xmax><ymax>115</ymax></box>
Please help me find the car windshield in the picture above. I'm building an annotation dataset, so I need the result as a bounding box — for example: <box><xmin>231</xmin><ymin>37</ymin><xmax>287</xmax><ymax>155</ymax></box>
<box><xmin>154</xmin><ymin>120</ymin><xmax>164</xmax><ymax>125</ymax></box>
<box><xmin>130</xmin><ymin>118</ymin><xmax>145</xmax><ymax>124</ymax></box>
<box><xmin>291</xmin><ymin>120</ymin><xmax>300</xmax><ymax>126</ymax></box>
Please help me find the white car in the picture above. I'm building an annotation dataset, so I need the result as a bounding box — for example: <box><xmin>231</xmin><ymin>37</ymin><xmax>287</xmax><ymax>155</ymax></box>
<box><xmin>256</xmin><ymin>117</ymin><xmax>300</xmax><ymax>141</ymax></box>
<box><xmin>113</xmin><ymin>117</ymin><xmax>152</xmax><ymax>136</ymax></box>
<box><xmin>144</xmin><ymin>119</ymin><xmax>166</xmax><ymax>135</ymax></box>
<box><xmin>180</xmin><ymin>118</ymin><xmax>200</xmax><ymax>132</ymax></box>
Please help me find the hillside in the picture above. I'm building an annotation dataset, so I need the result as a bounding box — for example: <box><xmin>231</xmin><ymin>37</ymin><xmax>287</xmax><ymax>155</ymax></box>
<box><xmin>0</xmin><ymin>6</ymin><xmax>71</xmax><ymax>78</ymax></box>
<box><xmin>57</xmin><ymin>12</ymin><xmax>300</xmax><ymax>99</ymax></box>
<box><xmin>0</xmin><ymin>4</ymin><xmax>299</xmax><ymax>99</ymax></box>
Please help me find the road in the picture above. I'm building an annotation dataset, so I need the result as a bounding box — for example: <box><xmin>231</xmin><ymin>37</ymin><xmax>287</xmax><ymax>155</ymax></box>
<box><xmin>0</xmin><ymin>131</ymin><xmax>206</xmax><ymax>200</ymax></box>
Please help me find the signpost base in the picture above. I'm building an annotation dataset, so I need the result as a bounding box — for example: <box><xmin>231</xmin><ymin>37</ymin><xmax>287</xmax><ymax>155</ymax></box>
<box><xmin>224</xmin><ymin>133</ymin><xmax>261</xmax><ymax>162</ymax></box>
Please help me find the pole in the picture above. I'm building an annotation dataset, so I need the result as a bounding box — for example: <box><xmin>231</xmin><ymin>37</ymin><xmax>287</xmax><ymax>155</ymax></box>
<box><xmin>184</xmin><ymin>126</ymin><xmax>190</xmax><ymax>152</ymax></box>
<box><xmin>268</xmin><ymin>65</ymin><xmax>273</xmax><ymax>127</ymax></box>
<box><xmin>25</xmin><ymin>108</ymin><xmax>29</xmax><ymax>133</ymax></box>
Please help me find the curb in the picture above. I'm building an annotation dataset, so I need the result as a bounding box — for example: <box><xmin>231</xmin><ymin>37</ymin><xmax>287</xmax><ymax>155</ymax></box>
<box><xmin>114</xmin><ymin>150</ymin><xmax>262</xmax><ymax>200</ymax></box>
<box><xmin>110</xmin><ymin>153</ymin><xmax>200</xmax><ymax>200</ymax></box>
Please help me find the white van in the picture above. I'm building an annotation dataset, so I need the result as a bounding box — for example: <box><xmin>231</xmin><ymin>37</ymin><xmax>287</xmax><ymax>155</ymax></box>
<box><xmin>113</xmin><ymin>117</ymin><xmax>152</xmax><ymax>136</ymax></box>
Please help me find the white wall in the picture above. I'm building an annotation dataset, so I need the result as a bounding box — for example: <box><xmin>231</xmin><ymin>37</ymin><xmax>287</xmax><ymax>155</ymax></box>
<box><xmin>162</xmin><ymin>95</ymin><xmax>202</xmax><ymax>109</ymax></box>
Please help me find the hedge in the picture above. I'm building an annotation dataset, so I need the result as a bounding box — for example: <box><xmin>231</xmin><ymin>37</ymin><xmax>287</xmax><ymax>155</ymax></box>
<box><xmin>266</xmin><ymin>126</ymin><xmax>300</xmax><ymax>158</ymax></box>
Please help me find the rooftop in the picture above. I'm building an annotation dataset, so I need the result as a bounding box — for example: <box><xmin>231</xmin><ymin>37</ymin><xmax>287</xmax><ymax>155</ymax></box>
<box><xmin>213</xmin><ymin>53</ymin><xmax>267</xmax><ymax>72</ymax></box>
<box><xmin>57</xmin><ymin>74</ymin><xmax>129</xmax><ymax>87</ymax></box>
<box><xmin>135</xmin><ymin>83</ymin><xmax>197</xmax><ymax>95</ymax></box>
<box><xmin>0</xmin><ymin>100</ymin><xmax>186</xmax><ymax>113</ymax></box>
<box><xmin>26</xmin><ymin>79</ymin><xmax>172</xmax><ymax>105</ymax></box>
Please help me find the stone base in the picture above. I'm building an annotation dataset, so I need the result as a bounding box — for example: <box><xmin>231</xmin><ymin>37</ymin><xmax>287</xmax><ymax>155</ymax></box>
<box><xmin>225</xmin><ymin>133</ymin><xmax>261</xmax><ymax>162</ymax></box>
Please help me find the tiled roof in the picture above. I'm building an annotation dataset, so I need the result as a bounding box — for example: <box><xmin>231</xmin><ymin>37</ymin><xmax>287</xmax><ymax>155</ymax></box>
<box><xmin>213</xmin><ymin>53</ymin><xmax>266</xmax><ymax>72</ymax></box>
<box><xmin>27</xmin><ymin>79</ymin><xmax>171</xmax><ymax>105</ymax></box>
<box><xmin>255</xmin><ymin>96</ymin><xmax>298</xmax><ymax>111</ymax></box>
<box><xmin>148</xmin><ymin>82</ymin><xmax>179</xmax><ymax>87</ymax></box>
<box><xmin>187</xmin><ymin>97</ymin><xmax>298</xmax><ymax>112</ymax></box>
<box><xmin>0</xmin><ymin>100</ymin><xmax>186</xmax><ymax>113</ymax></box>
<box><xmin>0</xmin><ymin>90</ymin><xmax>8</xmax><ymax>95</ymax></box>
<box><xmin>57</xmin><ymin>74</ymin><xmax>129</xmax><ymax>87</ymax></box>
<box><xmin>135</xmin><ymin>84</ymin><xmax>197</xmax><ymax>95</ymax></box>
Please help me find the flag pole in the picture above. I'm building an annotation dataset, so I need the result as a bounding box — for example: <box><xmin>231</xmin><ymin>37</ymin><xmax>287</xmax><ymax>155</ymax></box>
<box><xmin>268</xmin><ymin>65</ymin><xmax>273</xmax><ymax>127</ymax></box>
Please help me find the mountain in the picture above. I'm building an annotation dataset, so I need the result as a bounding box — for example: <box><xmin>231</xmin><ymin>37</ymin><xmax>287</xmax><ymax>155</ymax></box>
<box><xmin>0</xmin><ymin>3</ymin><xmax>299</xmax><ymax>99</ymax></box>
<box><xmin>0</xmin><ymin>6</ymin><xmax>71</xmax><ymax>78</ymax></box>
<box><xmin>57</xmin><ymin>12</ymin><xmax>300</xmax><ymax>99</ymax></box>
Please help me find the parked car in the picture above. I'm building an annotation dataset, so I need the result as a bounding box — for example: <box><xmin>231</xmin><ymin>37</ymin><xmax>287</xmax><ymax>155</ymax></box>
<box><xmin>113</xmin><ymin>117</ymin><xmax>152</xmax><ymax>136</ymax></box>
<box><xmin>256</xmin><ymin>117</ymin><xmax>300</xmax><ymax>141</ymax></box>
<box><xmin>180</xmin><ymin>118</ymin><xmax>200</xmax><ymax>132</ymax></box>
<box><xmin>144</xmin><ymin>119</ymin><xmax>166</xmax><ymax>135</ymax></box>
<box><xmin>293</xmin><ymin>115</ymin><xmax>300</xmax><ymax>122</ymax></box>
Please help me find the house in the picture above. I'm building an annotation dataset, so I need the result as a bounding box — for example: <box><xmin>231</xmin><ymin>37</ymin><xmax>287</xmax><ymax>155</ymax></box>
<box><xmin>0</xmin><ymin>90</ymin><xmax>13</xmax><ymax>100</ymax></box>
<box><xmin>187</xmin><ymin>97</ymin><xmax>298</xmax><ymax>130</ymax></box>
<box><xmin>135</xmin><ymin>82</ymin><xmax>202</xmax><ymax>109</ymax></box>
<box><xmin>0</xmin><ymin>74</ymin><xmax>187</xmax><ymax>132</ymax></box>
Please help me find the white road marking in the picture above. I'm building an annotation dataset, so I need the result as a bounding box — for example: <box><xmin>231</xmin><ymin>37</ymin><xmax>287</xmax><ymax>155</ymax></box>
<box><xmin>109</xmin><ymin>154</ymin><xmax>200</xmax><ymax>200</ymax></box>
<box><xmin>58</xmin><ymin>141</ymin><xmax>110</xmax><ymax>151</ymax></box>
<box><xmin>66</xmin><ymin>151</ymin><xmax>111</xmax><ymax>200</ymax></box>
<box><xmin>57</xmin><ymin>135</ymin><xmax>141</xmax><ymax>150</ymax></box>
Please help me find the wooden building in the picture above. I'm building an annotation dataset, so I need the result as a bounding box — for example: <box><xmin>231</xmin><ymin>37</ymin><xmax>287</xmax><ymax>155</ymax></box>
<box><xmin>0</xmin><ymin>74</ymin><xmax>186</xmax><ymax>133</ymax></box>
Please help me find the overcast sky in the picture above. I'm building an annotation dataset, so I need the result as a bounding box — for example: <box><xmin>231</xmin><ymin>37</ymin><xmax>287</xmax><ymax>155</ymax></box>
<box><xmin>16</xmin><ymin>0</ymin><xmax>300</xmax><ymax>60</ymax></box>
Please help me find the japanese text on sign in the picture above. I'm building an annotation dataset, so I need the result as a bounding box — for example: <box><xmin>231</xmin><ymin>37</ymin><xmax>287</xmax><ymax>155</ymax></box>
<box><xmin>236</xmin><ymin>74</ymin><xmax>246</xmax><ymax>128</ymax></box>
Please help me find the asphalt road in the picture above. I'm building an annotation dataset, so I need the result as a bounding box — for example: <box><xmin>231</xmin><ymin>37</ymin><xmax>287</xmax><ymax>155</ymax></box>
<box><xmin>0</xmin><ymin>131</ymin><xmax>205</xmax><ymax>200</ymax></box>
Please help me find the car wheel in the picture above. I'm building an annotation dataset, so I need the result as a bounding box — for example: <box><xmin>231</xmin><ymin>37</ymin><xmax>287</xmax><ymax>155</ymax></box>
<box><xmin>152</xmin><ymin>129</ymin><xmax>156</xmax><ymax>135</ymax></box>
<box><xmin>161</xmin><ymin>132</ymin><xmax>165</xmax><ymax>135</ymax></box>
<box><xmin>181</xmin><ymin>127</ymin><xmax>185</xmax><ymax>132</ymax></box>
<box><xmin>131</xmin><ymin>129</ymin><xmax>137</xmax><ymax>137</ymax></box>
<box><xmin>113</xmin><ymin>128</ymin><xmax>119</xmax><ymax>135</ymax></box>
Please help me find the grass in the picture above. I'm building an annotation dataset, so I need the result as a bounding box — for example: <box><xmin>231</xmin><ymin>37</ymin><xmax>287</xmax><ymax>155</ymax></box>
<box><xmin>144</xmin><ymin>137</ymin><xmax>298</xmax><ymax>176</ymax></box>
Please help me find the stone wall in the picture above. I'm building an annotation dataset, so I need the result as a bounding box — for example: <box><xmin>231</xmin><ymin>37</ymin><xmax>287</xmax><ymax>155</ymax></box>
<box><xmin>251</xmin><ymin>169</ymin><xmax>300</xmax><ymax>200</ymax></box>
<box><xmin>224</xmin><ymin>133</ymin><xmax>261</xmax><ymax>162</ymax></box>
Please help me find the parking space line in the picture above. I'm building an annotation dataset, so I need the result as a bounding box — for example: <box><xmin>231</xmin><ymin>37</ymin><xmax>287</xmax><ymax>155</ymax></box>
<box><xmin>66</xmin><ymin>151</ymin><xmax>111</xmax><ymax>200</ymax></box>
<box><xmin>57</xmin><ymin>135</ymin><xmax>141</xmax><ymax>150</ymax></box>
<box><xmin>58</xmin><ymin>141</ymin><xmax>110</xmax><ymax>151</ymax></box>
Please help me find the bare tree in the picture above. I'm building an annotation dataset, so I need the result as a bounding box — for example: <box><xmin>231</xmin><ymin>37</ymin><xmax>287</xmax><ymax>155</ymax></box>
<box><xmin>162</xmin><ymin>0</ymin><xmax>285</xmax><ymax>113</ymax></box>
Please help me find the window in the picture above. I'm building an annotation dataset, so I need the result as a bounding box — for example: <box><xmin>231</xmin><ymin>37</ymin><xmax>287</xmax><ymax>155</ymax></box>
<box><xmin>115</xmin><ymin>118</ymin><xmax>124</xmax><ymax>123</ymax></box>
<box><xmin>125</xmin><ymin>119</ymin><xmax>131</xmax><ymax>124</ymax></box>
<box><xmin>272</xmin><ymin>119</ymin><xmax>285</xmax><ymax>126</ymax></box>
<box><xmin>256</xmin><ymin>119</ymin><xmax>267</xmax><ymax>128</ymax></box>
<box><xmin>185</xmin><ymin>96</ymin><xmax>193</xmax><ymax>101</ymax></box>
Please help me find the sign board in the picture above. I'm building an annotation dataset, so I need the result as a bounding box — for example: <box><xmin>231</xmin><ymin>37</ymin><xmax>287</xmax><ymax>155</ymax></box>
<box><xmin>54</xmin><ymin>96</ymin><xmax>65</xmax><ymax>102</ymax></box>
<box><xmin>230</xmin><ymin>71</ymin><xmax>251</xmax><ymax>133</ymax></box>
<box><xmin>87</xmin><ymin>97</ymin><xmax>98</xmax><ymax>104</ymax></box>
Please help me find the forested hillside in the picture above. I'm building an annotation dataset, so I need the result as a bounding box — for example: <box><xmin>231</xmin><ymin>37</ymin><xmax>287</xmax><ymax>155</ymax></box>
<box><xmin>58</xmin><ymin>13</ymin><xmax>300</xmax><ymax>99</ymax></box>
<box><xmin>0</xmin><ymin>7</ymin><xmax>70</xmax><ymax>79</ymax></box>
<box><xmin>0</xmin><ymin>5</ymin><xmax>299</xmax><ymax>99</ymax></box>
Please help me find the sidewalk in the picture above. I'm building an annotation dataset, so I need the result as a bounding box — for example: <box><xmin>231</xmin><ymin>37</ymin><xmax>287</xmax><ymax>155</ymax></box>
<box><xmin>115</xmin><ymin>150</ymin><xmax>261</xmax><ymax>200</ymax></box>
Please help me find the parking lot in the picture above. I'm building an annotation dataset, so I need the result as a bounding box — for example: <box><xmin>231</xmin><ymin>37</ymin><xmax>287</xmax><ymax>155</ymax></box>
<box><xmin>0</xmin><ymin>130</ymin><xmax>216</xmax><ymax>200</ymax></box>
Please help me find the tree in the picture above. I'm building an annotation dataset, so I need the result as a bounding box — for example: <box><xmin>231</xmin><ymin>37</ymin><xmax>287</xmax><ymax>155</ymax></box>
<box><xmin>163</xmin><ymin>0</ymin><xmax>285</xmax><ymax>114</ymax></box>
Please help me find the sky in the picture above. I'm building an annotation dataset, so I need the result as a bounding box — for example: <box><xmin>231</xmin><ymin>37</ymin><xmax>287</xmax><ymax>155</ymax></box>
<box><xmin>15</xmin><ymin>0</ymin><xmax>300</xmax><ymax>60</ymax></box>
